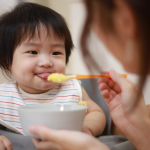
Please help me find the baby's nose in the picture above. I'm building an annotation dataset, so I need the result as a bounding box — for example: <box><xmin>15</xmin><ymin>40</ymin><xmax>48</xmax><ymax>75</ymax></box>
<box><xmin>38</xmin><ymin>56</ymin><xmax>53</xmax><ymax>67</ymax></box>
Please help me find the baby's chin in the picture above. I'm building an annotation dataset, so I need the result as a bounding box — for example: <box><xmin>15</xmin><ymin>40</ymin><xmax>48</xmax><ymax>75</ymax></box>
<box><xmin>33</xmin><ymin>76</ymin><xmax>59</xmax><ymax>91</ymax></box>
<box><xmin>37</xmin><ymin>82</ymin><xmax>59</xmax><ymax>91</ymax></box>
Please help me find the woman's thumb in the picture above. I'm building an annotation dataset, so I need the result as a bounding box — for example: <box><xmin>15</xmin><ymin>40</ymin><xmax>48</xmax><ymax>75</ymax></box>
<box><xmin>109</xmin><ymin>69</ymin><xmax>130</xmax><ymax>92</ymax></box>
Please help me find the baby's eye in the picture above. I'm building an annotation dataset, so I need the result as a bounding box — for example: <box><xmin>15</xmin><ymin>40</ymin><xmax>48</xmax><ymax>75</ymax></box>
<box><xmin>28</xmin><ymin>51</ymin><xmax>38</xmax><ymax>55</ymax></box>
<box><xmin>52</xmin><ymin>52</ymin><xmax>61</xmax><ymax>55</ymax></box>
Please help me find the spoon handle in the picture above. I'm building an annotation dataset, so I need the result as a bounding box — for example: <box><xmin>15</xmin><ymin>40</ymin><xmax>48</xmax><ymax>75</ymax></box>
<box><xmin>75</xmin><ymin>74</ymin><xmax>127</xmax><ymax>79</ymax></box>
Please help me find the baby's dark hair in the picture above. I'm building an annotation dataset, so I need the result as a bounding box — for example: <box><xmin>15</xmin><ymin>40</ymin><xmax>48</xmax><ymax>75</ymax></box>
<box><xmin>0</xmin><ymin>2</ymin><xmax>73</xmax><ymax>77</ymax></box>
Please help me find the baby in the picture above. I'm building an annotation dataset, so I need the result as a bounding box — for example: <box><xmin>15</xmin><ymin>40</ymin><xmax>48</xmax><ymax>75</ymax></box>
<box><xmin>0</xmin><ymin>2</ymin><xmax>106</xmax><ymax>150</ymax></box>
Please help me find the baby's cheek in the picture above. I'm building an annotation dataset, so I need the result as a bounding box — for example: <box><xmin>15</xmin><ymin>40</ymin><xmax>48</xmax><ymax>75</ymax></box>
<box><xmin>57</xmin><ymin>62</ymin><xmax>66</xmax><ymax>73</ymax></box>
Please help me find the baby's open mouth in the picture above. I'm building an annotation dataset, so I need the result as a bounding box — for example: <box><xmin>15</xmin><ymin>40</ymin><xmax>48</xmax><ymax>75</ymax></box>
<box><xmin>36</xmin><ymin>73</ymin><xmax>51</xmax><ymax>79</ymax></box>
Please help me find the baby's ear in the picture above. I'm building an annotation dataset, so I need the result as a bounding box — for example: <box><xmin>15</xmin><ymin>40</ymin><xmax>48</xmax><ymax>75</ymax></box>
<box><xmin>1</xmin><ymin>66</ymin><xmax>8</xmax><ymax>71</ymax></box>
<box><xmin>8</xmin><ymin>65</ymin><xmax>12</xmax><ymax>73</ymax></box>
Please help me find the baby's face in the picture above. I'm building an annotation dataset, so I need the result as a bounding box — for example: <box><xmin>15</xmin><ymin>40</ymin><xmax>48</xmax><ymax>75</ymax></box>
<box><xmin>10</xmin><ymin>28</ymin><xmax>66</xmax><ymax>94</ymax></box>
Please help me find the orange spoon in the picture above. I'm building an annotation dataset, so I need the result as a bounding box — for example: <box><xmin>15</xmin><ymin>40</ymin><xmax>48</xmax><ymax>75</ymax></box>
<box><xmin>47</xmin><ymin>73</ymin><xmax>127</xmax><ymax>83</ymax></box>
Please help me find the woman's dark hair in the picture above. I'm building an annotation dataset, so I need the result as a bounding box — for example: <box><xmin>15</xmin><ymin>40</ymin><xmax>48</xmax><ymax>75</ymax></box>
<box><xmin>81</xmin><ymin>0</ymin><xmax>150</xmax><ymax>89</ymax></box>
<box><xmin>0</xmin><ymin>2</ymin><xmax>73</xmax><ymax>77</ymax></box>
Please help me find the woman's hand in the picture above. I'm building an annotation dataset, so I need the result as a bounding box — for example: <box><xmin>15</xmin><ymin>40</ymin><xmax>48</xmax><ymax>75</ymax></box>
<box><xmin>29</xmin><ymin>125</ymin><xmax>109</xmax><ymax>150</ymax></box>
<box><xmin>98</xmin><ymin>69</ymin><xmax>150</xmax><ymax>149</ymax></box>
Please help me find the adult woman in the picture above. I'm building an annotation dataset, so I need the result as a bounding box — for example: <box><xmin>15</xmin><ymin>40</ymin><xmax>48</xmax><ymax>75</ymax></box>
<box><xmin>30</xmin><ymin>0</ymin><xmax>150</xmax><ymax>150</ymax></box>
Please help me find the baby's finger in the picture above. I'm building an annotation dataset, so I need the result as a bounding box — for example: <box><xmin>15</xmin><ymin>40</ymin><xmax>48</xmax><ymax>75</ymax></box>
<box><xmin>2</xmin><ymin>137</ymin><xmax>13</xmax><ymax>150</ymax></box>
<box><xmin>0</xmin><ymin>141</ymin><xmax>6</xmax><ymax>150</ymax></box>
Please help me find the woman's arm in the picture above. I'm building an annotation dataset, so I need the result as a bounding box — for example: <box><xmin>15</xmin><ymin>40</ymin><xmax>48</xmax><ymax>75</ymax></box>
<box><xmin>81</xmin><ymin>86</ymin><xmax>106</xmax><ymax>136</ymax></box>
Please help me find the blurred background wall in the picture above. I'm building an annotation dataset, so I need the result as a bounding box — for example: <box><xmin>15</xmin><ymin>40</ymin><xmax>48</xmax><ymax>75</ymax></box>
<box><xmin>0</xmin><ymin>0</ymin><xmax>150</xmax><ymax>104</ymax></box>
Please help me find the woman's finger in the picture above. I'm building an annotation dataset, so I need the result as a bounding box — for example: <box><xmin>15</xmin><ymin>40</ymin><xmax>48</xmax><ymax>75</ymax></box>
<box><xmin>29</xmin><ymin>126</ymin><xmax>110</xmax><ymax>150</ymax></box>
<box><xmin>30</xmin><ymin>126</ymin><xmax>69</xmax><ymax>144</ymax></box>
<box><xmin>100</xmin><ymin>89</ymin><xmax>113</xmax><ymax>104</ymax></box>
<box><xmin>99</xmin><ymin>83</ymin><xmax>117</xmax><ymax>97</ymax></box>
<box><xmin>98</xmin><ymin>78</ymin><xmax>121</xmax><ymax>93</ymax></box>
<box><xmin>109</xmin><ymin>69</ymin><xmax>133</xmax><ymax>92</ymax></box>
<box><xmin>100</xmin><ymin>71</ymin><xmax>109</xmax><ymax>74</ymax></box>
<box><xmin>32</xmin><ymin>138</ymin><xmax>62</xmax><ymax>150</ymax></box>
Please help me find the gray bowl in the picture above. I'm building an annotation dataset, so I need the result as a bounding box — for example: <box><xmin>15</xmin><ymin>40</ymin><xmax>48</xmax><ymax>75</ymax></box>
<box><xmin>18</xmin><ymin>104</ymin><xmax>87</xmax><ymax>138</ymax></box>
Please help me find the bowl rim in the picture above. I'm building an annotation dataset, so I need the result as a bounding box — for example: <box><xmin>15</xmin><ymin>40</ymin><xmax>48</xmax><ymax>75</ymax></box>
<box><xmin>18</xmin><ymin>104</ymin><xmax>87</xmax><ymax>113</ymax></box>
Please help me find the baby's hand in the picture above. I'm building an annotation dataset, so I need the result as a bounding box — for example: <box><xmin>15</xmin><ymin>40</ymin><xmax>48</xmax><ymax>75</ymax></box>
<box><xmin>0</xmin><ymin>136</ymin><xmax>13</xmax><ymax>150</ymax></box>
<box><xmin>82</xmin><ymin>127</ymin><xmax>93</xmax><ymax>136</ymax></box>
